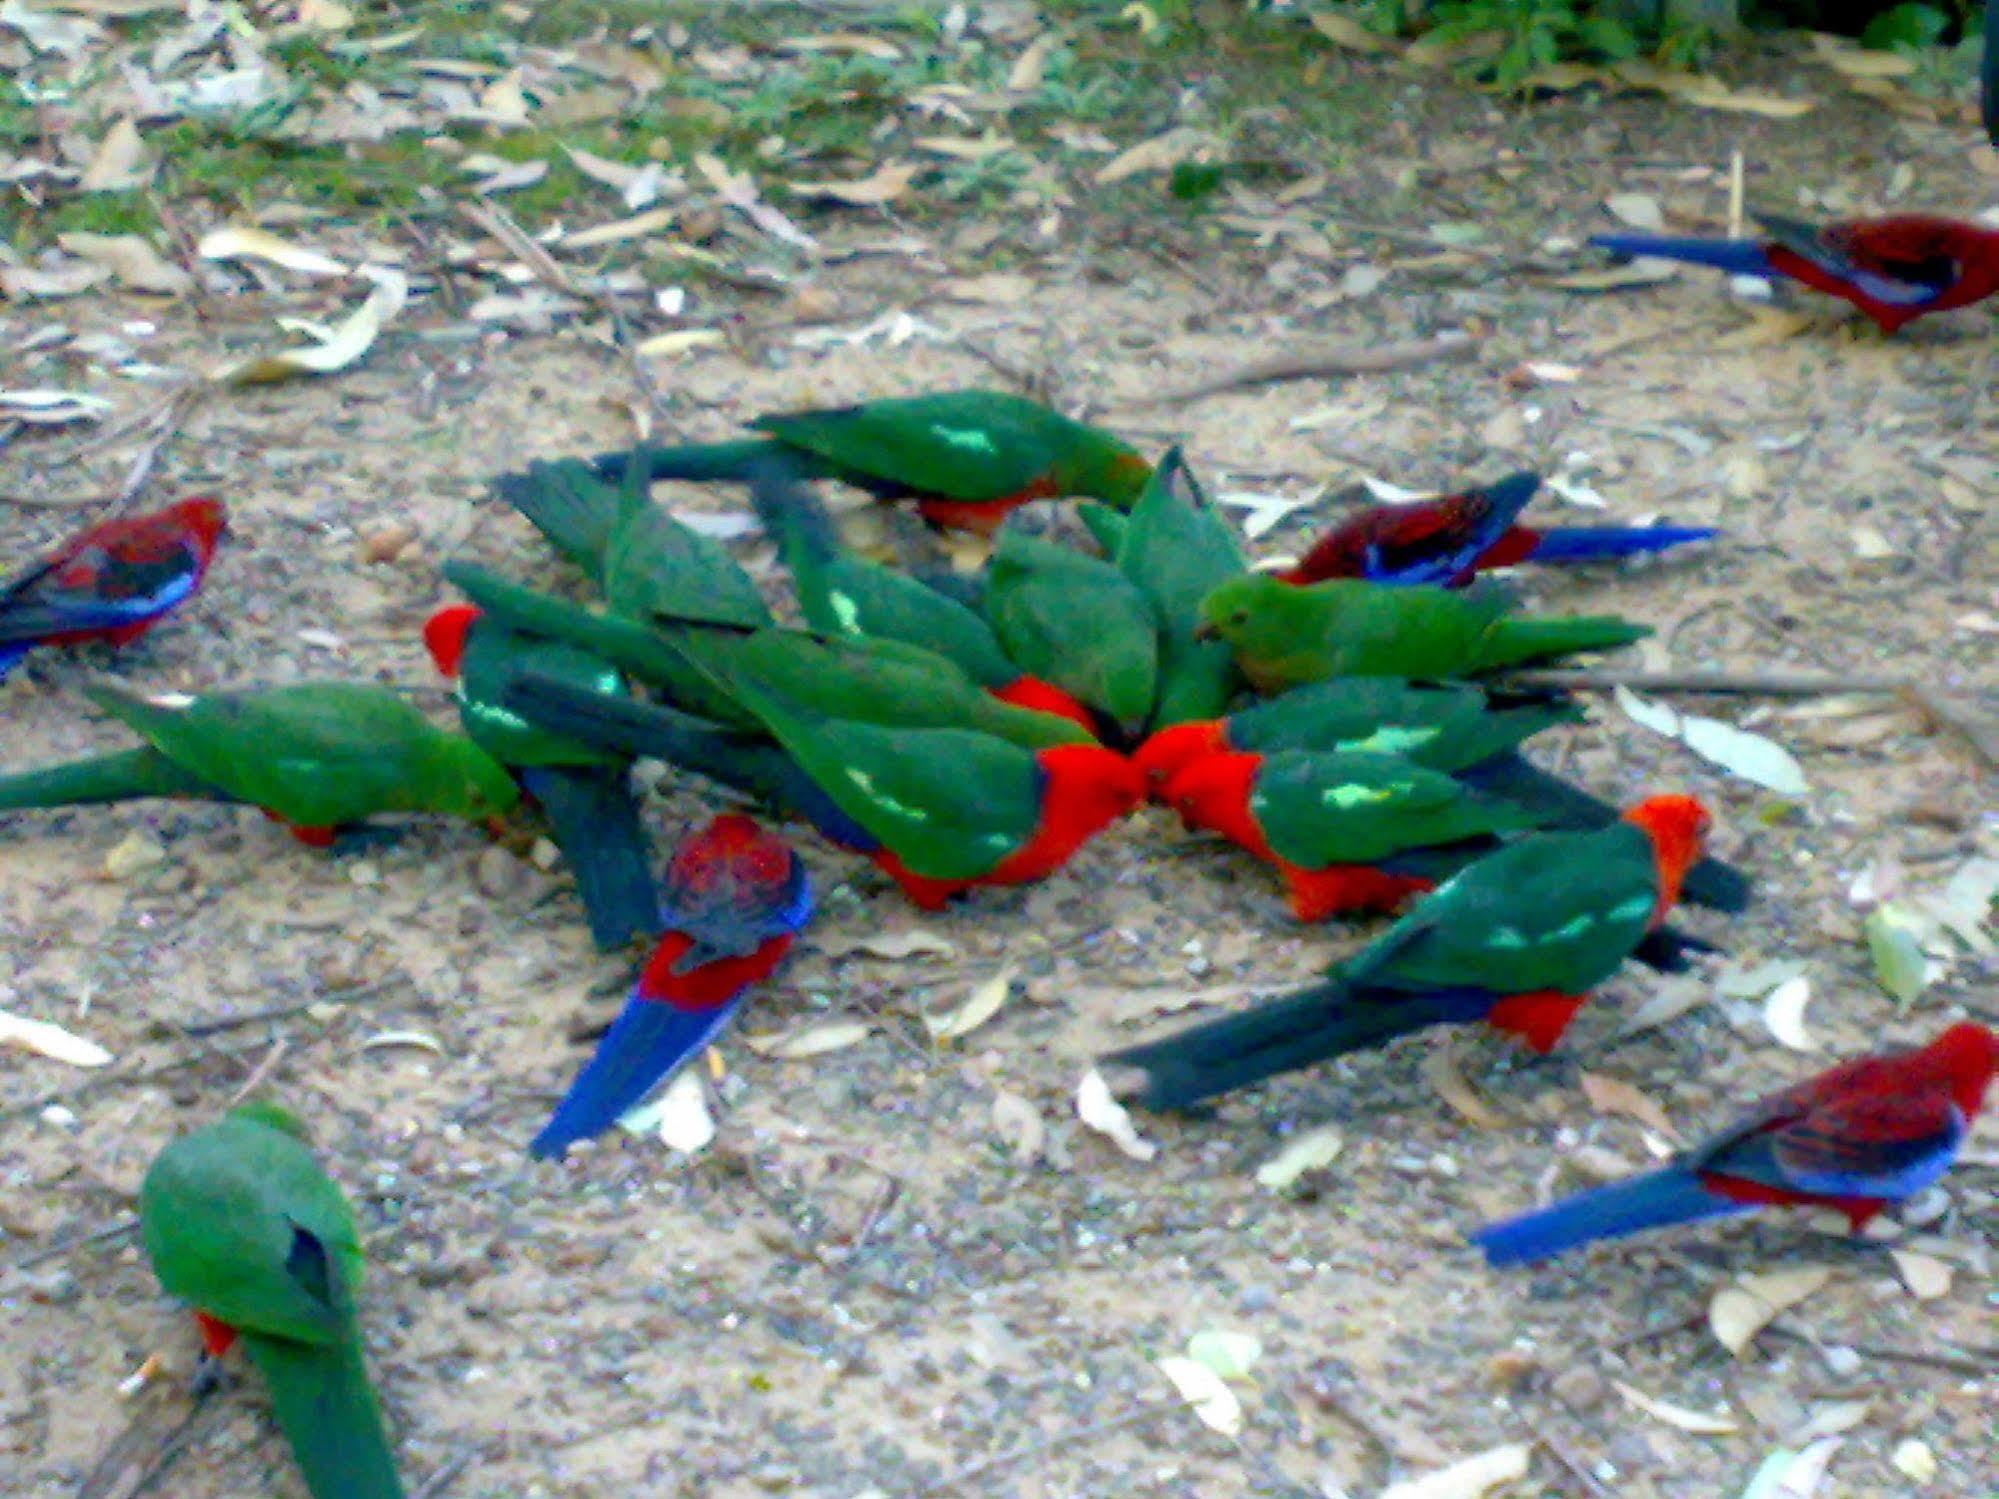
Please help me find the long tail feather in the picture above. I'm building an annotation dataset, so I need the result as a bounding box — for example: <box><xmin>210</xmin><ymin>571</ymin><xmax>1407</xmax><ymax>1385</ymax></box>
<box><xmin>517</xmin><ymin>766</ymin><xmax>659</xmax><ymax>951</ymax></box>
<box><xmin>1589</xmin><ymin>234</ymin><xmax>1776</xmax><ymax>278</ymax></box>
<box><xmin>490</xmin><ymin>462</ymin><xmax>623</xmax><ymax>573</ymax></box>
<box><xmin>1473</xmin><ymin>1165</ymin><xmax>1753</xmax><ymax>1267</ymax></box>
<box><xmin>1481</xmin><ymin>615</ymin><xmax>1649</xmax><ymax>670</ymax></box>
<box><xmin>0</xmin><ymin>643</ymin><xmax>32</xmax><ymax>680</ymax></box>
<box><xmin>1524</xmin><ymin>525</ymin><xmax>1719</xmax><ymax>564</ymax></box>
<box><xmin>0</xmin><ymin>746</ymin><xmax>221</xmax><ymax>812</ymax></box>
<box><xmin>587</xmin><ymin>438</ymin><xmax>814</xmax><ymax>487</ymax></box>
<box><xmin>1101</xmin><ymin>980</ymin><xmax>1495</xmax><ymax>1112</ymax></box>
<box><xmin>530</xmin><ymin>991</ymin><xmax>741</xmax><ymax>1157</ymax></box>
<box><xmin>242</xmin><ymin>1331</ymin><xmax>405</xmax><ymax>1499</ymax></box>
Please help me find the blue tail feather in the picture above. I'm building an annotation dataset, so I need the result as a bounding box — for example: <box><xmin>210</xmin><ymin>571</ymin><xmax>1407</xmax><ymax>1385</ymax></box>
<box><xmin>0</xmin><ymin>643</ymin><xmax>32</xmax><ymax>682</ymax></box>
<box><xmin>1524</xmin><ymin>525</ymin><xmax>1718</xmax><ymax>565</ymax></box>
<box><xmin>530</xmin><ymin>991</ymin><xmax>742</xmax><ymax>1158</ymax></box>
<box><xmin>1473</xmin><ymin>1165</ymin><xmax>1754</xmax><ymax>1267</ymax></box>
<box><xmin>1590</xmin><ymin>235</ymin><xmax>1775</xmax><ymax>279</ymax></box>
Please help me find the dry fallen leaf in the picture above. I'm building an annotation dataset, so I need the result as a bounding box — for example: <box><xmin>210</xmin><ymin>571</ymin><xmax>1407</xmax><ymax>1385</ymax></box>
<box><xmin>198</xmin><ymin>226</ymin><xmax>347</xmax><ymax>277</ymax></box>
<box><xmin>1185</xmin><ymin>1330</ymin><xmax>1261</xmax><ymax>1381</ymax></box>
<box><xmin>57</xmin><ymin>231</ymin><xmax>191</xmax><ymax>295</ymax></box>
<box><xmin>216</xmin><ymin>266</ymin><xmax>408</xmax><ymax>384</ymax></box>
<box><xmin>1889</xmin><ymin>1249</ymin><xmax>1951</xmax><ymax>1301</ymax></box>
<box><xmin>78</xmin><ymin>117</ymin><xmax>153</xmax><ymax>191</ymax></box>
<box><xmin>819</xmin><ymin>928</ymin><xmax>957</xmax><ymax>960</ymax></box>
<box><xmin>924</xmin><ymin>965</ymin><xmax>1014</xmax><ymax>1042</ymax></box>
<box><xmin>742</xmin><ymin>1020</ymin><xmax>872</xmax><ymax>1059</ymax></box>
<box><xmin>1094</xmin><ymin>127</ymin><xmax>1213</xmax><ymax>185</ymax></box>
<box><xmin>1605</xmin><ymin>191</ymin><xmax>1664</xmax><ymax>229</ymax></box>
<box><xmin>989</xmin><ymin>1088</ymin><xmax>1046</xmax><ymax>1163</ymax></box>
<box><xmin>0</xmin><ymin>1007</ymin><xmax>113</xmax><ymax>1067</ymax></box>
<box><xmin>1615</xmin><ymin>685</ymin><xmax>1809</xmax><ymax>795</ymax></box>
<box><xmin>1615</xmin><ymin>1380</ymin><xmax>1741</xmax><ymax>1434</ymax></box>
<box><xmin>634</xmin><ymin>328</ymin><xmax>725</xmax><ymax>359</ymax></box>
<box><xmin>1739</xmin><ymin>1437</ymin><xmax>1843</xmax><ymax>1499</ymax></box>
<box><xmin>1579</xmin><ymin>1072</ymin><xmax>1678</xmax><ymax>1140</ymax></box>
<box><xmin>1076</xmin><ymin>1067</ymin><xmax>1157</xmax><ymax>1161</ymax></box>
<box><xmin>355</xmin><ymin>1030</ymin><xmax>444</xmax><ymax>1055</ymax></box>
<box><xmin>1864</xmin><ymin>905</ymin><xmax>1929</xmax><ymax>1007</ymax></box>
<box><xmin>1422</xmin><ymin>1045</ymin><xmax>1508</xmax><ymax>1128</ymax></box>
<box><xmin>1890</xmin><ymin>1439</ymin><xmax>1937</xmax><ymax>1482</ymax></box>
<box><xmin>0</xmin><ymin>388</ymin><xmax>114</xmax><ymax>424</ymax></box>
<box><xmin>1708</xmin><ymin>1265</ymin><xmax>1832</xmax><ymax>1356</ymax></box>
<box><xmin>1762</xmin><ymin>974</ymin><xmax>1817</xmax><ymax>1051</ymax></box>
<box><xmin>1254</xmin><ymin>1124</ymin><xmax>1344</xmax><ymax>1191</ymax></box>
<box><xmin>617</xmin><ymin>1068</ymin><xmax>714</xmax><ymax>1154</ymax></box>
<box><xmin>789</xmin><ymin>160</ymin><xmax>917</xmax><ymax>207</ymax></box>
<box><xmin>1154</xmin><ymin>1356</ymin><xmax>1242</xmax><ymax>1436</ymax></box>
<box><xmin>1308</xmin><ymin>11</ymin><xmax>1400</xmax><ymax>53</ymax></box>
<box><xmin>1379</xmin><ymin>1443</ymin><xmax>1533</xmax><ymax>1499</ymax></box>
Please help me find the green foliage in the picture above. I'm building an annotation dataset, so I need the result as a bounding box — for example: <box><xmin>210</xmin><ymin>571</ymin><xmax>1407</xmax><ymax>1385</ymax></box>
<box><xmin>1861</xmin><ymin>1</ymin><xmax>1951</xmax><ymax>48</ymax></box>
<box><xmin>1426</xmin><ymin>0</ymin><xmax>1642</xmax><ymax>89</ymax></box>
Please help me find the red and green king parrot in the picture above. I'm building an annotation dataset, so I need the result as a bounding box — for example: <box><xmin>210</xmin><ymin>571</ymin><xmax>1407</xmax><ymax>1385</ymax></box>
<box><xmin>1104</xmin><ymin>794</ymin><xmax>1714</xmax><ymax>1110</ymax></box>
<box><xmin>0</xmin><ymin>680</ymin><xmax>519</xmax><ymax>847</ymax></box>
<box><xmin>140</xmin><ymin>1102</ymin><xmax>404</xmax><ymax>1499</ymax></box>
<box><xmin>582</xmin><ymin>389</ymin><xmax>1155</xmax><ymax>534</ymax></box>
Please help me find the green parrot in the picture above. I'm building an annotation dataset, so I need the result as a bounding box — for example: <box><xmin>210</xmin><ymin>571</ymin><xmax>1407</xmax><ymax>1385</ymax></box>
<box><xmin>743</xmin><ymin>456</ymin><xmax>1096</xmax><ymax>730</ymax></box>
<box><xmin>1076</xmin><ymin>500</ymin><xmax>1129</xmax><ymax>558</ymax></box>
<box><xmin>0</xmin><ymin>680</ymin><xmax>518</xmax><ymax>845</ymax></box>
<box><xmin>1109</xmin><ymin>446</ymin><xmax>1247</xmax><ymax>730</ymax></box>
<box><xmin>140</xmin><ymin>1102</ymin><xmax>404</xmax><ymax>1499</ymax></box>
<box><xmin>582</xmin><ymin>389</ymin><xmax>1156</xmax><ymax>535</ymax></box>
<box><xmin>423</xmin><ymin>605</ymin><xmax>660</xmax><ymax>950</ymax></box>
<box><xmin>1196</xmin><ymin>574</ymin><xmax>1650</xmax><ymax>692</ymax></box>
<box><xmin>441</xmin><ymin>563</ymin><xmax>1092</xmax><ymax>752</ymax></box>
<box><xmin>984</xmin><ymin>523</ymin><xmax>1160</xmax><ymax>739</ymax></box>
<box><xmin>682</xmin><ymin>651</ymin><xmax>1147</xmax><ymax>908</ymax></box>
<box><xmin>492</xmin><ymin>458</ymin><xmax>770</xmax><ymax>718</ymax></box>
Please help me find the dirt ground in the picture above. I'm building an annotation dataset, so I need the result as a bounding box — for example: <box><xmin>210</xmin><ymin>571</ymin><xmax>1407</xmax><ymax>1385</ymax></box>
<box><xmin>5</xmin><ymin>57</ymin><xmax>1999</xmax><ymax>1499</ymax></box>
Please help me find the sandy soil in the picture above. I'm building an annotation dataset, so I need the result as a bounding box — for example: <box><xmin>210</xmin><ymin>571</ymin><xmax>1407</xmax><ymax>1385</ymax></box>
<box><xmin>4</xmin><ymin>76</ymin><xmax>1998</xmax><ymax>1499</ymax></box>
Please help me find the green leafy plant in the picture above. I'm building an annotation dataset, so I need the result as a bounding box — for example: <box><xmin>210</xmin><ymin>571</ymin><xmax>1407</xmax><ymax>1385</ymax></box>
<box><xmin>1426</xmin><ymin>0</ymin><xmax>1641</xmax><ymax>89</ymax></box>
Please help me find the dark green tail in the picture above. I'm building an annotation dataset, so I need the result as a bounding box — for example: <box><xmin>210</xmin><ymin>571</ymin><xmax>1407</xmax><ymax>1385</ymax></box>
<box><xmin>243</xmin><ymin>1330</ymin><xmax>405</xmax><ymax>1499</ymax></box>
<box><xmin>0</xmin><ymin>747</ymin><xmax>221</xmax><ymax>812</ymax></box>
<box><xmin>491</xmin><ymin>460</ymin><xmax>625</xmax><ymax>574</ymax></box>
<box><xmin>1479</xmin><ymin>615</ymin><xmax>1649</xmax><ymax>671</ymax></box>
<box><xmin>518</xmin><ymin>765</ymin><xmax>660</xmax><ymax>951</ymax></box>
<box><xmin>588</xmin><ymin>437</ymin><xmax>835</xmax><ymax>489</ymax></box>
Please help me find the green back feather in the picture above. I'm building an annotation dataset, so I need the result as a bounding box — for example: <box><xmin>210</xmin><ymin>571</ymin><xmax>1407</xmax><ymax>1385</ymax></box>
<box><xmin>985</xmin><ymin>526</ymin><xmax>1159</xmax><ymax>729</ymax></box>
<box><xmin>456</xmin><ymin>619</ymin><xmax>628</xmax><ymax>771</ymax></box>
<box><xmin>1229</xmin><ymin>679</ymin><xmax>1581</xmax><ymax>771</ymax></box>
<box><xmin>1250</xmin><ymin>750</ymin><xmax>1542</xmax><ymax>867</ymax></box>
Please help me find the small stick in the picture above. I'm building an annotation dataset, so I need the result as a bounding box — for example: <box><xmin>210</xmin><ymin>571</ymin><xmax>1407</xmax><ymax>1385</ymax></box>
<box><xmin>1727</xmin><ymin>151</ymin><xmax>1745</xmax><ymax>240</ymax></box>
<box><xmin>222</xmin><ymin>1040</ymin><xmax>290</xmax><ymax>1108</ymax></box>
<box><xmin>1601</xmin><ymin>1309</ymin><xmax>1705</xmax><ymax>1351</ymax></box>
<box><xmin>10</xmin><ymin>1216</ymin><xmax>138</xmax><ymax>1272</ymax></box>
<box><xmin>1125</xmin><ymin>333</ymin><xmax>1481</xmax><ymax>407</ymax></box>
<box><xmin>411</xmin><ymin>1446</ymin><xmax>482</xmax><ymax>1499</ymax></box>
<box><xmin>1538</xmin><ymin>1431</ymin><xmax>1612</xmax><ymax>1499</ymax></box>
<box><xmin>920</xmin><ymin>1403</ymin><xmax>1172</xmax><ymax>1494</ymax></box>
<box><xmin>1764</xmin><ymin>1324</ymin><xmax>1996</xmax><ymax>1379</ymax></box>
<box><xmin>1502</xmin><ymin>667</ymin><xmax>1910</xmax><ymax>696</ymax></box>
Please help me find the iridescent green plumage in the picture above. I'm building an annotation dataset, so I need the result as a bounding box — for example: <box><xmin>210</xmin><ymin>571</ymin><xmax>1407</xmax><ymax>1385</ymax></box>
<box><xmin>985</xmin><ymin>525</ymin><xmax>1159</xmax><ymax>734</ymax></box>
<box><xmin>1248</xmin><ymin>750</ymin><xmax>1542</xmax><ymax>868</ymax></box>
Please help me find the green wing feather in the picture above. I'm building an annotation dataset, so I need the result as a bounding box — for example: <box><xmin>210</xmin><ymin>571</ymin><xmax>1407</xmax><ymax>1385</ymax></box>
<box><xmin>455</xmin><ymin>620</ymin><xmax>629</xmax><ymax>770</ymax></box>
<box><xmin>1230</xmin><ymin>679</ymin><xmax>1581</xmax><ymax>770</ymax></box>
<box><xmin>986</xmin><ymin>527</ymin><xmax>1159</xmax><ymax>728</ymax></box>
<box><xmin>1342</xmin><ymin>821</ymin><xmax>1660</xmax><ymax>995</ymax></box>
<box><xmin>1250</xmin><ymin>750</ymin><xmax>1542</xmax><ymax>867</ymax></box>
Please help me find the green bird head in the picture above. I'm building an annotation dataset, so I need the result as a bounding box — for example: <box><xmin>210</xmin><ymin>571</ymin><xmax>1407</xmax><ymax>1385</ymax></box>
<box><xmin>1195</xmin><ymin>574</ymin><xmax>1294</xmax><ymax>649</ymax></box>
<box><xmin>228</xmin><ymin>1100</ymin><xmax>314</xmax><ymax>1142</ymax></box>
<box><xmin>1061</xmin><ymin>438</ymin><xmax>1155</xmax><ymax>510</ymax></box>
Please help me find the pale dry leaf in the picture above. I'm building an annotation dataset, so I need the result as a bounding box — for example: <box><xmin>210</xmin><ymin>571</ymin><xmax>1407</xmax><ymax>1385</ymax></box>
<box><xmin>57</xmin><ymin>231</ymin><xmax>190</xmax><ymax>295</ymax></box>
<box><xmin>1605</xmin><ymin>191</ymin><xmax>1664</xmax><ymax>229</ymax></box>
<box><xmin>1543</xmin><ymin>263</ymin><xmax>1683</xmax><ymax>292</ymax></box>
<box><xmin>356</xmin><ymin>1030</ymin><xmax>444</xmax><ymax>1054</ymax></box>
<box><xmin>675</xmin><ymin>511</ymin><xmax>757</xmax><ymax>541</ymax></box>
<box><xmin>1075</xmin><ymin>1067</ymin><xmax>1157</xmax><ymax>1161</ymax></box>
<box><xmin>1094</xmin><ymin>127</ymin><xmax>1210</xmax><ymax>185</ymax></box>
<box><xmin>1215</xmin><ymin>488</ymin><xmax>1312</xmax><ymax>539</ymax></box>
<box><xmin>0</xmin><ymin>388</ymin><xmax>113</xmax><ymax>424</ymax></box>
<box><xmin>634</xmin><ymin>328</ymin><xmax>725</xmax><ymax>359</ymax></box>
<box><xmin>1379</xmin><ymin>1443</ymin><xmax>1533</xmax><ymax>1499</ymax></box>
<box><xmin>0</xmin><ymin>1007</ymin><xmax>113</xmax><ymax>1067</ymax></box>
<box><xmin>776</xmin><ymin>30</ymin><xmax>901</xmax><ymax>60</ymax></box>
<box><xmin>617</xmin><ymin>1068</ymin><xmax>714</xmax><ymax>1154</ymax></box>
<box><xmin>1889</xmin><ymin>1439</ymin><xmax>1936</xmax><ymax>1483</ymax></box>
<box><xmin>1805</xmin><ymin>35</ymin><xmax>1916</xmax><ymax>79</ymax></box>
<box><xmin>1615</xmin><ymin>685</ymin><xmax>1809</xmax><ymax>795</ymax></box>
<box><xmin>476</xmin><ymin>72</ymin><xmax>531</xmax><ymax>125</ymax></box>
<box><xmin>925</xmin><ymin>965</ymin><xmax>1014</xmax><ymax>1042</ymax></box>
<box><xmin>989</xmin><ymin>1088</ymin><xmax>1046</xmax><ymax>1162</ymax></box>
<box><xmin>1762</xmin><ymin>974</ymin><xmax>1817</xmax><ymax>1051</ymax></box>
<box><xmin>217</xmin><ymin>266</ymin><xmax>408</xmax><ymax>384</ymax></box>
<box><xmin>1739</xmin><ymin>1437</ymin><xmax>1843</xmax><ymax>1499</ymax></box>
<box><xmin>1889</xmin><ymin>1249</ymin><xmax>1951</xmax><ymax>1301</ymax></box>
<box><xmin>1709</xmin><ymin>1265</ymin><xmax>1832</xmax><ymax>1356</ymax></box>
<box><xmin>79</xmin><ymin>117</ymin><xmax>153</xmax><ymax>191</ymax></box>
<box><xmin>198</xmin><ymin>226</ymin><xmax>347</xmax><ymax>277</ymax></box>
<box><xmin>103</xmin><ymin>830</ymin><xmax>166</xmax><ymax>879</ymax></box>
<box><xmin>1008</xmin><ymin>31</ymin><xmax>1057</xmax><ymax>92</ymax></box>
<box><xmin>742</xmin><ymin>1020</ymin><xmax>872</xmax><ymax>1059</ymax></box>
<box><xmin>1849</xmin><ymin>524</ymin><xmax>1893</xmax><ymax>560</ymax></box>
<box><xmin>1864</xmin><ymin>905</ymin><xmax>1928</xmax><ymax>1007</ymax></box>
<box><xmin>1579</xmin><ymin>1072</ymin><xmax>1678</xmax><ymax>1139</ymax></box>
<box><xmin>789</xmin><ymin>160</ymin><xmax>917</xmax><ymax>207</ymax></box>
<box><xmin>1617</xmin><ymin>973</ymin><xmax>1713</xmax><ymax>1037</ymax></box>
<box><xmin>820</xmin><ymin>928</ymin><xmax>957</xmax><ymax>960</ymax></box>
<box><xmin>1615</xmin><ymin>1380</ymin><xmax>1740</xmax><ymax>1434</ymax></box>
<box><xmin>0</xmin><ymin>260</ymin><xmax>110</xmax><ymax>300</ymax></box>
<box><xmin>295</xmin><ymin>0</ymin><xmax>353</xmax><ymax>30</ymax></box>
<box><xmin>1154</xmin><ymin>1356</ymin><xmax>1242</xmax><ymax>1436</ymax></box>
<box><xmin>562</xmin><ymin>207</ymin><xmax>677</xmax><ymax>249</ymax></box>
<box><xmin>1308</xmin><ymin>10</ymin><xmax>1400</xmax><ymax>53</ymax></box>
<box><xmin>1422</xmin><ymin>1045</ymin><xmax>1508</xmax><ymax>1128</ymax></box>
<box><xmin>1715</xmin><ymin>307</ymin><xmax>1818</xmax><ymax>349</ymax></box>
<box><xmin>1254</xmin><ymin>1124</ymin><xmax>1343</xmax><ymax>1191</ymax></box>
<box><xmin>1185</xmin><ymin>1330</ymin><xmax>1261</xmax><ymax>1380</ymax></box>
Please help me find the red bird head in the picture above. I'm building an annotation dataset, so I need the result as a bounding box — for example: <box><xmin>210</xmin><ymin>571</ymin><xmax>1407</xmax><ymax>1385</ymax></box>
<box><xmin>1621</xmin><ymin>794</ymin><xmax>1711</xmax><ymax>915</ymax></box>
<box><xmin>1036</xmin><ymin>744</ymin><xmax>1147</xmax><ymax>845</ymax></box>
<box><xmin>668</xmin><ymin>812</ymin><xmax>795</xmax><ymax>896</ymax></box>
<box><xmin>1133</xmin><ymin>720</ymin><xmax>1231</xmax><ymax>796</ymax></box>
<box><xmin>422</xmin><ymin>604</ymin><xmax>483</xmax><ymax>679</ymax></box>
<box><xmin>169</xmin><ymin>496</ymin><xmax>230</xmax><ymax>556</ymax></box>
<box><xmin>1159</xmin><ymin>750</ymin><xmax>1264</xmax><ymax>848</ymax></box>
<box><xmin>1926</xmin><ymin>1022</ymin><xmax>1999</xmax><ymax>1121</ymax></box>
<box><xmin>989</xmin><ymin>676</ymin><xmax>1100</xmax><ymax>736</ymax></box>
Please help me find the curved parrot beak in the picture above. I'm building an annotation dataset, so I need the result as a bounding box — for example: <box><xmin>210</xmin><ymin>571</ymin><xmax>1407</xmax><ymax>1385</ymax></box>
<box><xmin>1192</xmin><ymin>619</ymin><xmax>1221</xmax><ymax>642</ymax></box>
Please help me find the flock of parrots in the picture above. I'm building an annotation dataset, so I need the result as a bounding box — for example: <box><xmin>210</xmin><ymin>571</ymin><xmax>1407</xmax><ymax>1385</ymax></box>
<box><xmin>7</xmin><ymin>209</ymin><xmax>1999</xmax><ymax>1496</ymax></box>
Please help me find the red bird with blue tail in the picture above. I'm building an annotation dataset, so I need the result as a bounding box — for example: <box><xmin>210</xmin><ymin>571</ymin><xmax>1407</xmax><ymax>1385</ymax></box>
<box><xmin>1283</xmin><ymin>473</ymin><xmax>1714</xmax><ymax>588</ymax></box>
<box><xmin>530</xmin><ymin>814</ymin><xmax>811</xmax><ymax>1158</ymax></box>
<box><xmin>0</xmin><ymin>497</ymin><xmax>227</xmax><ymax>678</ymax></box>
<box><xmin>1475</xmin><ymin>1022</ymin><xmax>1999</xmax><ymax>1266</ymax></box>
<box><xmin>1591</xmin><ymin>213</ymin><xmax>1999</xmax><ymax>334</ymax></box>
